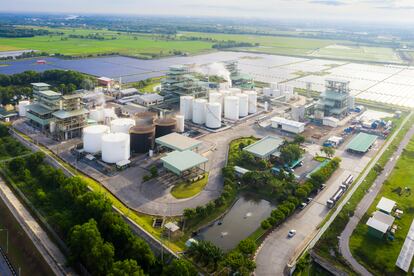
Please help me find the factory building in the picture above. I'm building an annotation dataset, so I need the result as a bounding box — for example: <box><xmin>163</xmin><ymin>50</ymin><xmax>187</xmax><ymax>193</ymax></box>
<box><xmin>136</xmin><ymin>94</ymin><xmax>164</xmax><ymax>107</ymax></box>
<box><xmin>316</xmin><ymin>78</ymin><xmax>351</xmax><ymax>118</ymax></box>
<box><xmin>161</xmin><ymin>65</ymin><xmax>208</xmax><ymax>100</ymax></box>
<box><xmin>26</xmin><ymin>83</ymin><xmax>62</xmax><ymax>131</ymax></box>
<box><xmin>51</xmin><ymin>93</ymin><xmax>89</xmax><ymax>140</ymax></box>
<box><xmin>225</xmin><ymin>61</ymin><xmax>254</xmax><ymax>89</ymax></box>
<box><xmin>243</xmin><ymin>136</ymin><xmax>284</xmax><ymax>159</ymax></box>
<box><xmin>271</xmin><ymin>116</ymin><xmax>305</xmax><ymax>134</ymax></box>
<box><xmin>26</xmin><ymin>83</ymin><xmax>88</xmax><ymax>140</ymax></box>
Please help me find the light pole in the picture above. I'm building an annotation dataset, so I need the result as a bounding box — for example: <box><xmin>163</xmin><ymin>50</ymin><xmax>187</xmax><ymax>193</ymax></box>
<box><xmin>0</xmin><ymin>229</ymin><xmax>9</xmax><ymax>254</ymax></box>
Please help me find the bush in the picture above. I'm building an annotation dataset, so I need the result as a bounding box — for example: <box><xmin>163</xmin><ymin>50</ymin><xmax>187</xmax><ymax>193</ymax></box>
<box><xmin>261</xmin><ymin>219</ymin><xmax>271</xmax><ymax>230</ymax></box>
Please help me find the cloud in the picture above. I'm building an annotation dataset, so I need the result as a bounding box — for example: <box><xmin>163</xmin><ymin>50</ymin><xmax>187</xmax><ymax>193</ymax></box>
<box><xmin>309</xmin><ymin>0</ymin><xmax>347</xmax><ymax>6</ymax></box>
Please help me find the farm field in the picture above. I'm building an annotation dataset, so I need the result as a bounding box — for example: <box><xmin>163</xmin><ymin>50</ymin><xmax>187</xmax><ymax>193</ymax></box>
<box><xmin>0</xmin><ymin>27</ymin><xmax>215</xmax><ymax>58</ymax></box>
<box><xmin>311</xmin><ymin>44</ymin><xmax>401</xmax><ymax>63</ymax></box>
<box><xmin>349</xmin><ymin>137</ymin><xmax>414</xmax><ymax>275</ymax></box>
<box><xmin>180</xmin><ymin>32</ymin><xmax>402</xmax><ymax>63</ymax></box>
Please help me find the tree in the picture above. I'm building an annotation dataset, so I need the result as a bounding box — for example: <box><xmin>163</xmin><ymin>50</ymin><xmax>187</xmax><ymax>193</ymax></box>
<box><xmin>224</xmin><ymin>251</ymin><xmax>256</xmax><ymax>276</ymax></box>
<box><xmin>109</xmin><ymin>259</ymin><xmax>144</xmax><ymax>276</ymax></box>
<box><xmin>188</xmin><ymin>240</ymin><xmax>223</xmax><ymax>268</ymax></box>
<box><xmin>293</xmin><ymin>135</ymin><xmax>305</xmax><ymax>145</ymax></box>
<box><xmin>68</xmin><ymin>219</ymin><xmax>114</xmax><ymax>275</ymax></box>
<box><xmin>280</xmin><ymin>143</ymin><xmax>303</xmax><ymax>165</ymax></box>
<box><xmin>237</xmin><ymin>239</ymin><xmax>256</xmax><ymax>256</ymax></box>
<box><xmin>163</xmin><ymin>259</ymin><xmax>197</xmax><ymax>276</ymax></box>
<box><xmin>321</xmin><ymin>146</ymin><xmax>335</xmax><ymax>158</ymax></box>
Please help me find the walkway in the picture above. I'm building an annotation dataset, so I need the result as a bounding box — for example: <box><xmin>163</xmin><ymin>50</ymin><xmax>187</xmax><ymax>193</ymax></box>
<box><xmin>0</xmin><ymin>179</ymin><xmax>75</xmax><ymax>276</ymax></box>
<box><xmin>339</xmin><ymin>120</ymin><xmax>414</xmax><ymax>275</ymax></box>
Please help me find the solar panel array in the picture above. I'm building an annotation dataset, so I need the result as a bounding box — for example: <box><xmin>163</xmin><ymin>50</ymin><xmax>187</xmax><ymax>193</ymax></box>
<box><xmin>396</xmin><ymin>219</ymin><xmax>414</xmax><ymax>272</ymax></box>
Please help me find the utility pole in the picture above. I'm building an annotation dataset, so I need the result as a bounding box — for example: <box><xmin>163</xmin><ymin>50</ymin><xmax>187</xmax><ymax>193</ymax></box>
<box><xmin>0</xmin><ymin>229</ymin><xmax>9</xmax><ymax>254</ymax></box>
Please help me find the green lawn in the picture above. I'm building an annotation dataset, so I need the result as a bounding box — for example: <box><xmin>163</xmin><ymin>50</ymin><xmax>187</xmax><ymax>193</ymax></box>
<box><xmin>349</xmin><ymin>137</ymin><xmax>414</xmax><ymax>275</ymax></box>
<box><xmin>171</xmin><ymin>174</ymin><xmax>209</xmax><ymax>199</ymax></box>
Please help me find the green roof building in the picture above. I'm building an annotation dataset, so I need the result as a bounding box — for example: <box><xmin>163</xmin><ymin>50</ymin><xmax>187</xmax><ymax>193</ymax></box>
<box><xmin>243</xmin><ymin>136</ymin><xmax>284</xmax><ymax>159</ymax></box>
<box><xmin>161</xmin><ymin>150</ymin><xmax>208</xmax><ymax>175</ymax></box>
<box><xmin>346</xmin><ymin>133</ymin><xmax>378</xmax><ymax>153</ymax></box>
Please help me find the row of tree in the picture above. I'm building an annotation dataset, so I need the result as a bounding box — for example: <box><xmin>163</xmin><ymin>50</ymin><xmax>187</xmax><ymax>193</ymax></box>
<box><xmin>212</xmin><ymin>41</ymin><xmax>259</xmax><ymax>49</ymax></box>
<box><xmin>261</xmin><ymin>157</ymin><xmax>341</xmax><ymax>230</ymax></box>
<box><xmin>0</xmin><ymin>26</ymin><xmax>54</xmax><ymax>37</ymax></box>
<box><xmin>6</xmin><ymin>151</ymin><xmax>194</xmax><ymax>275</ymax></box>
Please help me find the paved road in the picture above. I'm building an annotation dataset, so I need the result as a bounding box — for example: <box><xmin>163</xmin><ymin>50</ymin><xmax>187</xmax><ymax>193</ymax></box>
<box><xmin>339</xmin><ymin>119</ymin><xmax>414</xmax><ymax>276</ymax></box>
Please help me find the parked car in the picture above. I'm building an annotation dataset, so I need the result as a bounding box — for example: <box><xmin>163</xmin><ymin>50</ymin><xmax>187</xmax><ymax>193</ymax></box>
<box><xmin>288</xmin><ymin>229</ymin><xmax>297</xmax><ymax>238</ymax></box>
<box><xmin>306</xmin><ymin>197</ymin><xmax>313</xmax><ymax>204</ymax></box>
<box><xmin>300</xmin><ymin>203</ymin><xmax>307</xmax><ymax>210</ymax></box>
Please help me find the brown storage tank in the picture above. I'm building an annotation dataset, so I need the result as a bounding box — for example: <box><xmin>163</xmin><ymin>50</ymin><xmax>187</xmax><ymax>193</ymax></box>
<box><xmin>130</xmin><ymin>125</ymin><xmax>155</xmax><ymax>154</ymax></box>
<box><xmin>154</xmin><ymin>117</ymin><xmax>176</xmax><ymax>138</ymax></box>
<box><xmin>135</xmin><ymin>111</ymin><xmax>157</xmax><ymax>126</ymax></box>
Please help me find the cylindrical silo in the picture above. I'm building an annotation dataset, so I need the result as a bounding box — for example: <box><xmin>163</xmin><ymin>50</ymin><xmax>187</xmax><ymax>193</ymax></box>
<box><xmin>101</xmin><ymin>133</ymin><xmax>130</xmax><ymax>163</ymax></box>
<box><xmin>135</xmin><ymin>111</ymin><xmax>157</xmax><ymax>126</ymax></box>
<box><xmin>180</xmin><ymin>96</ymin><xmax>194</xmax><ymax>120</ymax></box>
<box><xmin>206</xmin><ymin>103</ymin><xmax>222</xmax><ymax>129</ymax></box>
<box><xmin>224</xmin><ymin>96</ymin><xmax>239</xmax><ymax>121</ymax></box>
<box><xmin>110</xmin><ymin>118</ymin><xmax>136</xmax><ymax>134</ymax></box>
<box><xmin>89</xmin><ymin>107</ymin><xmax>105</xmax><ymax>122</ymax></box>
<box><xmin>245</xmin><ymin>90</ymin><xmax>257</xmax><ymax>114</ymax></box>
<box><xmin>209</xmin><ymin>92</ymin><xmax>222</xmax><ymax>106</ymax></box>
<box><xmin>237</xmin><ymin>93</ymin><xmax>248</xmax><ymax>117</ymax></box>
<box><xmin>18</xmin><ymin>100</ymin><xmax>30</xmax><ymax>117</ymax></box>
<box><xmin>192</xmin><ymin>98</ymin><xmax>207</xmax><ymax>125</ymax></box>
<box><xmin>83</xmin><ymin>124</ymin><xmax>110</xmax><ymax>153</ymax></box>
<box><xmin>229</xmin><ymin>87</ymin><xmax>241</xmax><ymax>96</ymax></box>
<box><xmin>154</xmin><ymin>118</ymin><xmax>176</xmax><ymax>138</ymax></box>
<box><xmin>130</xmin><ymin>125</ymin><xmax>155</xmax><ymax>154</ymax></box>
<box><xmin>175</xmin><ymin>115</ymin><xmax>185</xmax><ymax>133</ymax></box>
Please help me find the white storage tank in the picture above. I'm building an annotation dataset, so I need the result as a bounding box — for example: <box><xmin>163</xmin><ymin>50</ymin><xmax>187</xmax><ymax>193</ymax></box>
<box><xmin>224</xmin><ymin>96</ymin><xmax>239</xmax><ymax>121</ymax></box>
<box><xmin>101</xmin><ymin>133</ymin><xmax>130</xmax><ymax>163</ymax></box>
<box><xmin>245</xmin><ymin>91</ymin><xmax>257</xmax><ymax>114</ymax></box>
<box><xmin>237</xmin><ymin>93</ymin><xmax>249</xmax><ymax>117</ymax></box>
<box><xmin>180</xmin><ymin>96</ymin><xmax>194</xmax><ymax>120</ymax></box>
<box><xmin>89</xmin><ymin>107</ymin><xmax>105</xmax><ymax>122</ymax></box>
<box><xmin>18</xmin><ymin>100</ymin><xmax>30</xmax><ymax>117</ymax></box>
<box><xmin>229</xmin><ymin>87</ymin><xmax>241</xmax><ymax>96</ymax></box>
<box><xmin>176</xmin><ymin>114</ymin><xmax>185</xmax><ymax>133</ymax></box>
<box><xmin>206</xmin><ymin>103</ymin><xmax>222</xmax><ymax>129</ymax></box>
<box><xmin>192</xmin><ymin>98</ymin><xmax>207</xmax><ymax>125</ymax></box>
<box><xmin>110</xmin><ymin>118</ymin><xmax>136</xmax><ymax>134</ymax></box>
<box><xmin>83</xmin><ymin>124</ymin><xmax>110</xmax><ymax>153</ymax></box>
<box><xmin>209</xmin><ymin>92</ymin><xmax>222</xmax><ymax>106</ymax></box>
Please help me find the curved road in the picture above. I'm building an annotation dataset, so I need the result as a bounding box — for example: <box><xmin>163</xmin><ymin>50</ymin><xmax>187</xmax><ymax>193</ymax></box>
<box><xmin>339</xmin><ymin>121</ymin><xmax>414</xmax><ymax>276</ymax></box>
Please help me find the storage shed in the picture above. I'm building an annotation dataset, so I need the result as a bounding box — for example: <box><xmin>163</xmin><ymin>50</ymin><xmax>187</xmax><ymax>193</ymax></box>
<box><xmin>271</xmin><ymin>116</ymin><xmax>305</xmax><ymax>134</ymax></box>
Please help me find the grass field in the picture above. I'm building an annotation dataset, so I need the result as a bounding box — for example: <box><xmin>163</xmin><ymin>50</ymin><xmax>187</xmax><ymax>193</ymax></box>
<box><xmin>349</xmin><ymin>137</ymin><xmax>414</xmax><ymax>275</ymax></box>
<box><xmin>171</xmin><ymin>174</ymin><xmax>209</xmax><ymax>199</ymax></box>
<box><xmin>0</xmin><ymin>27</ymin><xmax>214</xmax><ymax>58</ymax></box>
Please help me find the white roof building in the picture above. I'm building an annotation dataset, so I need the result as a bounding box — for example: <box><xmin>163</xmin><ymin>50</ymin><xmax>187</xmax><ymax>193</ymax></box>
<box><xmin>271</xmin><ymin>116</ymin><xmax>305</xmax><ymax>134</ymax></box>
<box><xmin>376</xmin><ymin>197</ymin><xmax>396</xmax><ymax>214</ymax></box>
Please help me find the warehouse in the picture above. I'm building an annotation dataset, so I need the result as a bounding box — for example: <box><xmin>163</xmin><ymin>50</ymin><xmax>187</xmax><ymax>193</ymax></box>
<box><xmin>161</xmin><ymin>150</ymin><xmax>208</xmax><ymax>176</ymax></box>
<box><xmin>155</xmin><ymin>132</ymin><xmax>202</xmax><ymax>152</ymax></box>
<box><xmin>346</xmin><ymin>132</ymin><xmax>378</xmax><ymax>154</ymax></box>
<box><xmin>271</xmin><ymin>116</ymin><xmax>305</xmax><ymax>134</ymax></box>
<box><xmin>243</xmin><ymin>136</ymin><xmax>284</xmax><ymax>159</ymax></box>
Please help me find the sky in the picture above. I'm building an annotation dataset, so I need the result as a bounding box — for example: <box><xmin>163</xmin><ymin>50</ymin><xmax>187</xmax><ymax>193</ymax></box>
<box><xmin>3</xmin><ymin>0</ymin><xmax>414</xmax><ymax>24</ymax></box>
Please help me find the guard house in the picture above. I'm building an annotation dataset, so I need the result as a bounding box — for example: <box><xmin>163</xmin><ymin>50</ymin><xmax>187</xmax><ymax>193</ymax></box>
<box><xmin>376</xmin><ymin>197</ymin><xmax>396</xmax><ymax>214</ymax></box>
<box><xmin>316</xmin><ymin>78</ymin><xmax>351</xmax><ymax>118</ymax></box>
<box><xmin>366</xmin><ymin>211</ymin><xmax>395</xmax><ymax>238</ymax></box>
<box><xmin>51</xmin><ymin>93</ymin><xmax>89</xmax><ymax>140</ymax></box>
<box><xmin>155</xmin><ymin>133</ymin><xmax>202</xmax><ymax>152</ymax></box>
<box><xmin>26</xmin><ymin>83</ymin><xmax>61</xmax><ymax>131</ymax></box>
<box><xmin>243</xmin><ymin>136</ymin><xmax>284</xmax><ymax>159</ymax></box>
<box><xmin>161</xmin><ymin>150</ymin><xmax>208</xmax><ymax>176</ymax></box>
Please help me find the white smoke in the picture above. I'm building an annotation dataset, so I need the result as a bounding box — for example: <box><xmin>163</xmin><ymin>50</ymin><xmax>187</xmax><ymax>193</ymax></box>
<box><xmin>194</xmin><ymin>62</ymin><xmax>232</xmax><ymax>87</ymax></box>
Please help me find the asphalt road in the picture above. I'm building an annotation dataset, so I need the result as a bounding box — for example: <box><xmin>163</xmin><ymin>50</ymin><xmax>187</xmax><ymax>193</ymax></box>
<box><xmin>339</xmin><ymin>119</ymin><xmax>414</xmax><ymax>276</ymax></box>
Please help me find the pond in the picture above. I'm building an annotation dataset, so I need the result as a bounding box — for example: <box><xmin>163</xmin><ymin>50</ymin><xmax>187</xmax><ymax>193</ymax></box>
<box><xmin>197</xmin><ymin>196</ymin><xmax>274</xmax><ymax>252</ymax></box>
